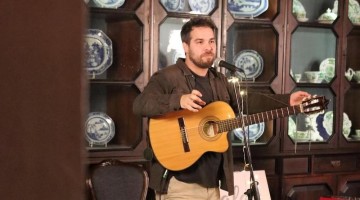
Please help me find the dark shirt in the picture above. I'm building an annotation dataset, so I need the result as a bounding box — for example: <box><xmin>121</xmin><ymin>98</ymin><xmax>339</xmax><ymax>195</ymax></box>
<box><xmin>173</xmin><ymin>71</ymin><xmax>222</xmax><ymax>188</ymax></box>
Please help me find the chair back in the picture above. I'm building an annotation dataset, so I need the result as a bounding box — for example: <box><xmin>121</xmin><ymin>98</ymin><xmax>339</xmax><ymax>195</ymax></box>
<box><xmin>88</xmin><ymin>159</ymin><xmax>149</xmax><ymax>200</ymax></box>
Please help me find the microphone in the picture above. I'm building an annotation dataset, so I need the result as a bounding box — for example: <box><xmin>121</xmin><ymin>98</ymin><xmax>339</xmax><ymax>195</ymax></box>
<box><xmin>213</xmin><ymin>58</ymin><xmax>244</xmax><ymax>73</ymax></box>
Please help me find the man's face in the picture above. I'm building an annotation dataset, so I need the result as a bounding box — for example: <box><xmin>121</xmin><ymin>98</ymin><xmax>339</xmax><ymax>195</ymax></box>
<box><xmin>183</xmin><ymin>26</ymin><xmax>216</xmax><ymax>69</ymax></box>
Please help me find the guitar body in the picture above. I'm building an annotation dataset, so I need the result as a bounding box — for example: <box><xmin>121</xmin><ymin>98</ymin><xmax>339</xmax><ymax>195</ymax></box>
<box><xmin>149</xmin><ymin>101</ymin><xmax>235</xmax><ymax>171</ymax></box>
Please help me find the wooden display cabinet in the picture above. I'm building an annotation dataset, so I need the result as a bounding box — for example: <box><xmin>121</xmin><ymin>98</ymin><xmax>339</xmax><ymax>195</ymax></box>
<box><xmin>85</xmin><ymin>0</ymin><xmax>360</xmax><ymax>199</ymax></box>
<box><xmin>85</xmin><ymin>0</ymin><xmax>149</xmax><ymax>163</ymax></box>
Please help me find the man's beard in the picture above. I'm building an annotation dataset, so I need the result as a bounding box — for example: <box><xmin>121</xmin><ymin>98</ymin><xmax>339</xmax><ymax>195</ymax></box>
<box><xmin>189</xmin><ymin>52</ymin><xmax>215</xmax><ymax>69</ymax></box>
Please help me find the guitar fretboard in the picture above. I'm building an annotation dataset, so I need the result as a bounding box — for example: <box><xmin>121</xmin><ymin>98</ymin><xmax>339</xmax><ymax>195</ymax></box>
<box><xmin>217</xmin><ymin>105</ymin><xmax>302</xmax><ymax>133</ymax></box>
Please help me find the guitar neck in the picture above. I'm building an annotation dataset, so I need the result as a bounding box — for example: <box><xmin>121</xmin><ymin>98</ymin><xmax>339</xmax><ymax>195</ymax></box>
<box><xmin>218</xmin><ymin>104</ymin><xmax>302</xmax><ymax>132</ymax></box>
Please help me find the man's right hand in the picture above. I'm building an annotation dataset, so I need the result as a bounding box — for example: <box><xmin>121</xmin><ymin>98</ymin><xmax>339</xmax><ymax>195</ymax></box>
<box><xmin>180</xmin><ymin>90</ymin><xmax>206</xmax><ymax>112</ymax></box>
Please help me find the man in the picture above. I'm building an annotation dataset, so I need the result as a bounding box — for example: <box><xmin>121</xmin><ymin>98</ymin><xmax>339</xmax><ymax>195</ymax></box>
<box><xmin>133</xmin><ymin>16</ymin><xmax>310</xmax><ymax>200</ymax></box>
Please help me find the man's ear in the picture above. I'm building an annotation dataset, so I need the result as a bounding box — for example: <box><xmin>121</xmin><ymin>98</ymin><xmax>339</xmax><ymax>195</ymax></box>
<box><xmin>182</xmin><ymin>42</ymin><xmax>189</xmax><ymax>55</ymax></box>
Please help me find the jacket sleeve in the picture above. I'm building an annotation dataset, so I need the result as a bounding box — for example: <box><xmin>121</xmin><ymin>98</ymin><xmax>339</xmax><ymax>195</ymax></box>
<box><xmin>132</xmin><ymin>70</ymin><xmax>184</xmax><ymax>117</ymax></box>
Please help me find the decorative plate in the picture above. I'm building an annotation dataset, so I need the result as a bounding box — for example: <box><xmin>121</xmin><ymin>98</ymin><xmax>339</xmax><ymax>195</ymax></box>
<box><xmin>85</xmin><ymin>112</ymin><xmax>115</xmax><ymax>146</ymax></box>
<box><xmin>233</xmin><ymin>50</ymin><xmax>264</xmax><ymax>79</ymax></box>
<box><xmin>343</xmin><ymin>113</ymin><xmax>352</xmax><ymax>137</ymax></box>
<box><xmin>319</xmin><ymin>58</ymin><xmax>335</xmax><ymax>83</ymax></box>
<box><xmin>232</xmin><ymin>119</ymin><xmax>265</xmax><ymax>142</ymax></box>
<box><xmin>160</xmin><ymin>0</ymin><xmax>185</xmax><ymax>12</ymax></box>
<box><xmin>188</xmin><ymin>0</ymin><xmax>215</xmax><ymax>15</ymax></box>
<box><xmin>84</xmin><ymin>29</ymin><xmax>113</xmax><ymax>76</ymax></box>
<box><xmin>293</xmin><ymin>0</ymin><xmax>306</xmax><ymax>19</ymax></box>
<box><xmin>228</xmin><ymin>0</ymin><xmax>269</xmax><ymax>18</ymax></box>
<box><xmin>348</xmin><ymin>0</ymin><xmax>360</xmax><ymax>23</ymax></box>
<box><xmin>322</xmin><ymin>111</ymin><xmax>352</xmax><ymax>138</ymax></box>
<box><xmin>93</xmin><ymin>0</ymin><xmax>125</xmax><ymax>9</ymax></box>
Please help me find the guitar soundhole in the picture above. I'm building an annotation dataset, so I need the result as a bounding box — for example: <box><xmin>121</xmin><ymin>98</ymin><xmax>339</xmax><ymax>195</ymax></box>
<box><xmin>199</xmin><ymin>117</ymin><xmax>221</xmax><ymax>141</ymax></box>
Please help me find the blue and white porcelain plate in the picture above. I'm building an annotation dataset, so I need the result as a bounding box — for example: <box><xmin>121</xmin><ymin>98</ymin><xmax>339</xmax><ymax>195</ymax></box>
<box><xmin>85</xmin><ymin>112</ymin><xmax>115</xmax><ymax>146</ymax></box>
<box><xmin>93</xmin><ymin>0</ymin><xmax>125</xmax><ymax>9</ymax></box>
<box><xmin>231</xmin><ymin>119</ymin><xmax>265</xmax><ymax>142</ymax></box>
<box><xmin>233</xmin><ymin>49</ymin><xmax>264</xmax><ymax>79</ymax></box>
<box><xmin>188</xmin><ymin>0</ymin><xmax>216</xmax><ymax>14</ymax></box>
<box><xmin>161</xmin><ymin>0</ymin><xmax>185</xmax><ymax>12</ymax></box>
<box><xmin>84</xmin><ymin>29</ymin><xmax>113</xmax><ymax>76</ymax></box>
<box><xmin>228</xmin><ymin>0</ymin><xmax>269</xmax><ymax>18</ymax></box>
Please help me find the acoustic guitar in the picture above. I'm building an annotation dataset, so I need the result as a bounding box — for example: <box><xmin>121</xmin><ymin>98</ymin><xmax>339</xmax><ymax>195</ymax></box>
<box><xmin>149</xmin><ymin>96</ymin><xmax>328</xmax><ymax>171</ymax></box>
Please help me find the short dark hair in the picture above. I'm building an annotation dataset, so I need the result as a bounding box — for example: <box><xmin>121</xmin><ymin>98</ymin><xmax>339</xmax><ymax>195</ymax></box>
<box><xmin>180</xmin><ymin>16</ymin><xmax>216</xmax><ymax>44</ymax></box>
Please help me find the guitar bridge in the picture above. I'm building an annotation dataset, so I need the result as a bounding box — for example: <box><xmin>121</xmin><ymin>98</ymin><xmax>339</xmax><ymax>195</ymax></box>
<box><xmin>178</xmin><ymin>117</ymin><xmax>190</xmax><ymax>152</ymax></box>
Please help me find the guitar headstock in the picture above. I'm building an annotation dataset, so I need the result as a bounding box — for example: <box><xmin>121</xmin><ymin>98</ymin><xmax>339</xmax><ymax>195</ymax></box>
<box><xmin>301</xmin><ymin>96</ymin><xmax>329</xmax><ymax>115</ymax></box>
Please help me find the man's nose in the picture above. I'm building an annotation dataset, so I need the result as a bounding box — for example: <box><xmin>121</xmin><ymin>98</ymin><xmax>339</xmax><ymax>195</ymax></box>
<box><xmin>204</xmin><ymin>42</ymin><xmax>214</xmax><ymax>51</ymax></box>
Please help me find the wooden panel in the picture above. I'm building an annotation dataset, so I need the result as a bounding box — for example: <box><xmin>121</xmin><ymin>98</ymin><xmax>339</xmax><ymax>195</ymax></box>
<box><xmin>338</xmin><ymin>173</ymin><xmax>360</xmax><ymax>197</ymax></box>
<box><xmin>0</xmin><ymin>0</ymin><xmax>86</xmax><ymax>199</ymax></box>
<box><xmin>283</xmin><ymin>157</ymin><xmax>309</xmax><ymax>175</ymax></box>
<box><xmin>253</xmin><ymin>158</ymin><xmax>277</xmax><ymax>175</ymax></box>
<box><xmin>346</xmin><ymin>29</ymin><xmax>360</xmax><ymax>68</ymax></box>
<box><xmin>287</xmin><ymin>184</ymin><xmax>332</xmax><ymax>200</ymax></box>
<box><xmin>283</xmin><ymin>175</ymin><xmax>335</xmax><ymax>200</ymax></box>
<box><xmin>107</xmin><ymin>15</ymin><xmax>143</xmax><ymax>81</ymax></box>
<box><xmin>313</xmin><ymin>155</ymin><xmax>357</xmax><ymax>173</ymax></box>
<box><xmin>267</xmin><ymin>176</ymin><xmax>280</xmax><ymax>200</ymax></box>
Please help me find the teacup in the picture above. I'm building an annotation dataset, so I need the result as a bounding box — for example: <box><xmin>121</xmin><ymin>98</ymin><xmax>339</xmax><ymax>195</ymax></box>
<box><xmin>354</xmin><ymin>70</ymin><xmax>360</xmax><ymax>83</ymax></box>
<box><xmin>345</xmin><ymin>68</ymin><xmax>355</xmax><ymax>81</ymax></box>
<box><xmin>355</xmin><ymin>129</ymin><xmax>360</xmax><ymax>136</ymax></box>
<box><xmin>304</xmin><ymin>71</ymin><xmax>324</xmax><ymax>83</ymax></box>
<box><xmin>294</xmin><ymin>73</ymin><xmax>302</xmax><ymax>83</ymax></box>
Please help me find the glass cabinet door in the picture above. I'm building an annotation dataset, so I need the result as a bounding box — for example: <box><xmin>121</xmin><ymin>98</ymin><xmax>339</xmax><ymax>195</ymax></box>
<box><xmin>85</xmin><ymin>0</ymin><xmax>148</xmax><ymax>156</ymax></box>
<box><xmin>288</xmin><ymin>87</ymin><xmax>335</xmax><ymax>143</ymax></box>
<box><xmin>224</xmin><ymin>0</ymin><xmax>282</xmax><ymax>145</ymax></box>
<box><xmin>343</xmin><ymin>0</ymin><xmax>360</xmax><ymax>143</ymax></box>
<box><xmin>285</xmin><ymin>0</ymin><xmax>340</xmax><ymax>150</ymax></box>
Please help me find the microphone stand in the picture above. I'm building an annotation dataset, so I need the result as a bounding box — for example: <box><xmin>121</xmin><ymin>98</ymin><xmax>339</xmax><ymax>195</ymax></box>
<box><xmin>242</xmin><ymin>130</ymin><xmax>260</xmax><ymax>200</ymax></box>
<box><xmin>229</xmin><ymin>70</ymin><xmax>260</xmax><ymax>200</ymax></box>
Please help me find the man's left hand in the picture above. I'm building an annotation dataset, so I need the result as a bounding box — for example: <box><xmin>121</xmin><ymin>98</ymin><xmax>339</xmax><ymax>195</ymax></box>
<box><xmin>290</xmin><ymin>91</ymin><xmax>311</xmax><ymax>106</ymax></box>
